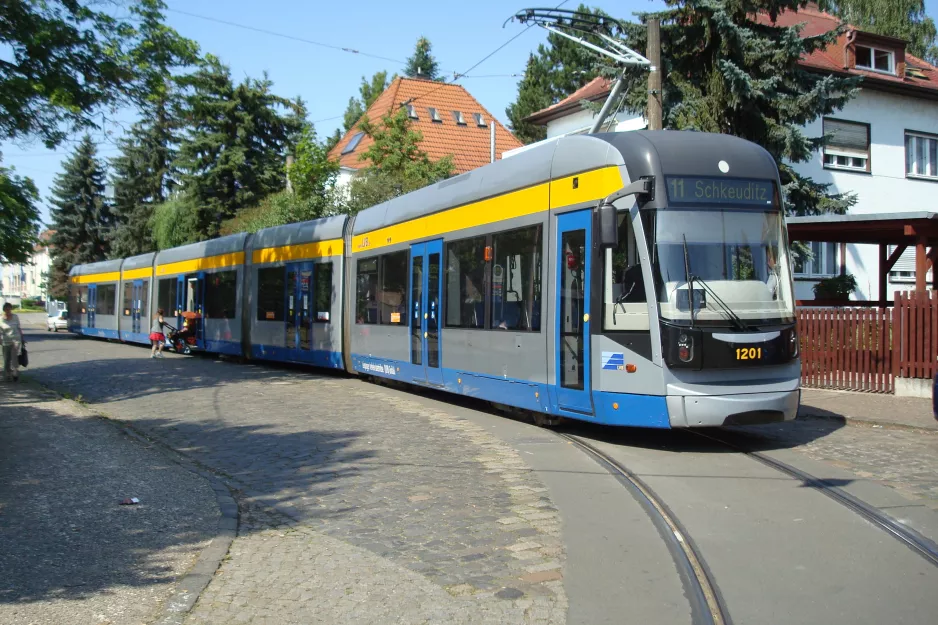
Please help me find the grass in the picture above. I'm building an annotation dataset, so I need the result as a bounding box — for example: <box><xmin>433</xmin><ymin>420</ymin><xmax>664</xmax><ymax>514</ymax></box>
<box><xmin>12</xmin><ymin>306</ymin><xmax>45</xmax><ymax>313</ymax></box>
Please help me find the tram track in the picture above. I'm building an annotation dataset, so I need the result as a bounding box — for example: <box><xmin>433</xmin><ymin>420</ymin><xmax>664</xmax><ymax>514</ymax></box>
<box><xmin>689</xmin><ymin>429</ymin><xmax>938</xmax><ymax>570</ymax></box>
<box><xmin>556</xmin><ymin>432</ymin><xmax>732</xmax><ymax>625</ymax></box>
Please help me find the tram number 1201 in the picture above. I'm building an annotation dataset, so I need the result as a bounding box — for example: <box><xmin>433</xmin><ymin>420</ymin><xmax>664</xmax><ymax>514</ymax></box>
<box><xmin>736</xmin><ymin>347</ymin><xmax>762</xmax><ymax>361</ymax></box>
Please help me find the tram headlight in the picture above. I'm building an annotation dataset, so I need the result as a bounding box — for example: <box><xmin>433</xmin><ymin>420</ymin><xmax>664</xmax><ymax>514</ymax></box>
<box><xmin>678</xmin><ymin>333</ymin><xmax>694</xmax><ymax>363</ymax></box>
<box><xmin>789</xmin><ymin>329</ymin><xmax>799</xmax><ymax>359</ymax></box>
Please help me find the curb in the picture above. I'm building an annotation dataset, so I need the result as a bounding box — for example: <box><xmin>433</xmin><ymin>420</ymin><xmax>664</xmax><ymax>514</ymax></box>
<box><xmin>22</xmin><ymin>379</ymin><xmax>240</xmax><ymax>625</ymax></box>
<box><xmin>798</xmin><ymin>410</ymin><xmax>938</xmax><ymax>434</ymax></box>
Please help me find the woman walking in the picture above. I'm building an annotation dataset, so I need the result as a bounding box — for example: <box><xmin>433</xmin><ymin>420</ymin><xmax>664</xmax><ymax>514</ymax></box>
<box><xmin>150</xmin><ymin>308</ymin><xmax>166</xmax><ymax>359</ymax></box>
<box><xmin>1</xmin><ymin>302</ymin><xmax>25</xmax><ymax>382</ymax></box>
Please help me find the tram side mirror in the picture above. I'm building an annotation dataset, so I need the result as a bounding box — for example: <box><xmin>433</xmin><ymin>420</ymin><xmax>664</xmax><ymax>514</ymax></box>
<box><xmin>598</xmin><ymin>201</ymin><xmax>619</xmax><ymax>249</ymax></box>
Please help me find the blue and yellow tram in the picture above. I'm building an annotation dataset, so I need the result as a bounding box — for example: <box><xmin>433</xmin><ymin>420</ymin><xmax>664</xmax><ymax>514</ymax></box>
<box><xmin>69</xmin><ymin>130</ymin><xmax>800</xmax><ymax>428</ymax></box>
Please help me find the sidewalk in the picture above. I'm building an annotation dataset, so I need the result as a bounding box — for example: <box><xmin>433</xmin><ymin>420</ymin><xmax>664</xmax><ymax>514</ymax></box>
<box><xmin>800</xmin><ymin>388</ymin><xmax>937</xmax><ymax>431</ymax></box>
<box><xmin>0</xmin><ymin>383</ymin><xmax>220</xmax><ymax>625</ymax></box>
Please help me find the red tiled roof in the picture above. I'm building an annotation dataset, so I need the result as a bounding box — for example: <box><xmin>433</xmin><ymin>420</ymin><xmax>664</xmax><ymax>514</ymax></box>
<box><xmin>525</xmin><ymin>5</ymin><xmax>938</xmax><ymax>122</ymax></box>
<box><xmin>328</xmin><ymin>77</ymin><xmax>523</xmax><ymax>174</ymax></box>
<box><xmin>525</xmin><ymin>76</ymin><xmax>613</xmax><ymax>124</ymax></box>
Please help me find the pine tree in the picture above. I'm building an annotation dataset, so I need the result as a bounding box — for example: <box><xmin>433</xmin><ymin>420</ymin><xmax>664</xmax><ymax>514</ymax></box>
<box><xmin>342</xmin><ymin>70</ymin><xmax>394</xmax><ymax>131</ymax></box>
<box><xmin>505</xmin><ymin>5</ymin><xmax>613</xmax><ymax>144</ymax></box>
<box><xmin>109</xmin><ymin>92</ymin><xmax>177</xmax><ymax>257</ymax></box>
<box><xmin>173</xmin><ymin>56</ymin><xmax>304</xmax><ymax>238</ymax></box>
<box><xmin>48</xmin><ymin>135</ymin><xmax>113</xmax><ymax>298</ymax></box>
<box><xmin>404</xmin><ymin>37</ymin><xmax>442</xmax><ymax>81</ymax></box>
<box><xmin>819</xmin><ymin>0</ymin><xmax>938</xmax><ymax>63</ymax></box>
<box><xmin>614</xmin><ymin>1</ymin><xmax>860</xmax><ymax>217</ymax></box>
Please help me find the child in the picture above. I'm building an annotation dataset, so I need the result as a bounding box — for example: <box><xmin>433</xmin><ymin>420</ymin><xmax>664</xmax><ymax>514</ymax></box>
<box><xmin>150</xmin><ymin>308</ymin><xmax>166</xmax><ymax>359</ymax></box>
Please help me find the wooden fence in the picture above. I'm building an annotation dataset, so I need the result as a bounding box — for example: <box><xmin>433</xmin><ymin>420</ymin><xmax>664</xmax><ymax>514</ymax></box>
<box><xmin>798</xmin><ymin>306</ymin><xmax>894</xmax><ymax>392</ymax></box>
<box><xmin>895</xmin><ymin>290</ymin><xmax>938</xmax><ymax>381</ymax></box>
<box><xmin>797</xmin><ymin>290</ymin><xmax>937</xmax><ymax>393</ymax></box>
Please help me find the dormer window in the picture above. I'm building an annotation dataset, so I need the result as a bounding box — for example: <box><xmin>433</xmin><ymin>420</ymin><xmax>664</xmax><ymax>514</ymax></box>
<box><xmin>473</xmin><ymin>113</ymin><xmax>486</xmax><ymax>127</ymax></box>
<box><xmin>855</xmin><ymin>45</ymin><xmax>895</xmax><ymax>74</ymax></box>
<box><xmin>452</xmin><ymin>111</ymin><xmax>466</xmax><ymax>125</ymax></box>
<box><xmin>428</xmin><ymin>107</ymin><xmax>442</xmax><ymax>123</ymax></box>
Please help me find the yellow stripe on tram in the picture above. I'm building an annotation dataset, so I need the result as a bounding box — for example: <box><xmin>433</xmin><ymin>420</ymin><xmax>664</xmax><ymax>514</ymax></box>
<box><xmin>74</xmin><ymin>271</ymin><xmax>121</xmax><ymax>284</ymax></box>
<box><xmin>121</xmin><ymin>267</ymin><xmax>153</xmax><ymax>280</ymax></box>
<box><xmin>156</xmin><ymin>252</ymin><xmax>245</xmax><ymax>277</ymax></box>
<box><xmin>252</xmin><ymin>238</ymin><xmax>344</xmax><ymax>264</ymax></box>
<box><xmin>351</xmin><ymin>167</ymin><xmax>624</xmax><ymax>253</ymax></box>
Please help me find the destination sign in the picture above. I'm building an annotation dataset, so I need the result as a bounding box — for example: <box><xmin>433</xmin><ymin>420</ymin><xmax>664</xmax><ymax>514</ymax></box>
<box><xmin>665</xmin><ymin>177</ymin><xmax>775</xmax><ymax>206</ymax></box>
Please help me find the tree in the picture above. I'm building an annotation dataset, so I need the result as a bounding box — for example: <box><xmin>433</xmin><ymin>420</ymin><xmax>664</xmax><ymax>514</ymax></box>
<box><xmin>342</xmin><ymin>70</ymin><xmax>394</xmax><ymax>131</ymax></box>
<box><xmin>819</xmin><ymin>0</ymin><xmax>938</xmax><ymax>63</ymax></box>
<box><xmin>612</xmin><ymin>1</ymin><xmax>859</xmax><ymax>217</ymax></box>
<box><xmin>48</xmin><ymin>136</ymin><xmax>113</xmax><ymax>298</ymax></box>
<box><xmin>0</xmin><ymin>0</ymin><xmax>195</xmax><ymax>149</ymax></box>
<box><xmin>109</xmin><ymin>2</ymin><xmax>199</xmax><ymax>258</ymax></box>
<box><xmin>288</xmin><ymin>126</ymin><xmax>340</xmax><ymax>202</ymax></box>
<box><xmin>0</xmin><ymin>159</ymin><xmax>40</xmax><ymax>264</ymax></box>
<box><xmin>173</xmin><ymin>56</ymin><xmax>305</xmax><ymax>238</ymax></box>
<box><xmin>344</xmin><ymin>108</ymin><xmax>454</xmax><ymax>214</ymax></box>
<box><xmin>404</xmin><ymin>37</ymin><xmax>442</xmax><ymax>81</ymax></box>
<box><xmin>505</xmin><ymin>5</ymin><xmax>612</xmax><ymax>144</ymax></box>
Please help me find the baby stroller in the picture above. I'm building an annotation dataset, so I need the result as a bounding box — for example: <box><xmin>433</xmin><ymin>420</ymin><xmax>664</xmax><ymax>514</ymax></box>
<box><xmin>164</xmin><ymin>311</ymin><xmax>201</xmax><ymax>355</ymax></box>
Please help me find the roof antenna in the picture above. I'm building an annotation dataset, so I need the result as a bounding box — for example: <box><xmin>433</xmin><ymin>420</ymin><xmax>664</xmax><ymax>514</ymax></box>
<box><xmin>506</xmin><ymin>8</ymin><xmax>652</xmax><ymax>134</ymax></box>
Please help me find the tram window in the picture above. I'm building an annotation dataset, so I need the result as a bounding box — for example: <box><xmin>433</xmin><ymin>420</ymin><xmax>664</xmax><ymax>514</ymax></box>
<box><xmin>96</xmin><ymin>284</ymin><xmax>116</xmax><ymax>315</ymax></box>
<box><xmin>140</xmin><ymin>280</ymin><xmax>149</xmax><ymax>317</ymax></box>
<box><xmin>380</xmin><ymin>251</ymin><xmax>408</xmax><ymax>325</ymax></box>
<box><xmin>68</xmin><ymin>284</ymin><xmax>79</xmax><ymax>316</ymax></box>
<box><xmin>78</xmin><ymin>286</ymin><xmax>87</xmax><ymax>313</ymax></box>
<box><xmin>445</xmin><ymin>236</ymin><xmax>487</xmax><ymax>329</ymax></box>
<box><xmin>356</xmin><ymin>257</ymin><xmax>379</xmax><ymax>324</ymax></box>
<box><xmin>256</xmin><ymin>267</ymin><xmax>285</xmax><ymax>321</ymax></box>
<box><xmin>205</xmin><ymin>270</ymin><xmax>237</xmax><ymax>319</ymax></box>
<box><xmin>157</xmin><ymin>278</ymin><xmax>177</xmax><ymax>316</ymax></box>
<box><xmin>314</xmin><ymin>262</ymin><xmax>333</xmax><ymax>322</ymax></box>
<box><xmin>122</xmin><ymin>282</ymin><xmax>133</xmax><ymax>316</ymax></box>
<box><xmin>604</xmin><ymin>213</ymin><xmax>649</xmax><ymax>332</ymax></box>
<box><xmin>490</xmin><ymin>225</ymin><xmax>542</xmax><ymax>331</ymax></box>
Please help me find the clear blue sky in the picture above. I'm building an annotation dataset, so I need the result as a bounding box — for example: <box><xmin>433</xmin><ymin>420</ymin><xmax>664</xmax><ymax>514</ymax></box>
<box><xmin>3</xmin><ymin>0</ymin><xmax>936</xmax><ymax>225</ymax></box>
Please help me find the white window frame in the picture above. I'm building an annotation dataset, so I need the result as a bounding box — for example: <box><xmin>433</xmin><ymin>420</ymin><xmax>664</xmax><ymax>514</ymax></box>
<box><xmin>822</xmin><ymin>118</ymin><xmax>870</xmax><ymax>173</ymax></box>
<box><xmin>905</xmin><ymin>131</ymin><xmax>938</xmax><ymax>180</ymax></box>
<box><xmin>794</xmin><ymin>241</ymin><xmax>840</xmax><ymax>278</ymax></box>
<box><xmin>855</xmin><ymin>45</ymin><xmax>896</xmax><ymax>75</ymax></box>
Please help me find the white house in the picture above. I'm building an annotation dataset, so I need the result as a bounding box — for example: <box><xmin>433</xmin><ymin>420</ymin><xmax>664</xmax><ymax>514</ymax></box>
<box><xmin>0</xmin><ymin>230</ymin><xmax>53</xmax><ymax>303</ymax></box>
<box><xmin>507</xmin><ymin>4</ymin><xmax>938</xmax><ymax>302</ymax></box>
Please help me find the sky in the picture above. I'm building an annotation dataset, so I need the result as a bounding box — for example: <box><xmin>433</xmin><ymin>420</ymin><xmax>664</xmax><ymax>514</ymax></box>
<box><xmin>2</xmin><ymin>0</ymin><xmax>936</xmax><ymax>225</ymax></box>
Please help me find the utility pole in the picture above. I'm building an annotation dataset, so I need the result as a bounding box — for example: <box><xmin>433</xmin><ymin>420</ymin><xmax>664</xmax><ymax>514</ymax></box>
<box><xmin>646</xmin><ymin>17</ymin><xmax>663</xmax><ymax>131</ymax></box>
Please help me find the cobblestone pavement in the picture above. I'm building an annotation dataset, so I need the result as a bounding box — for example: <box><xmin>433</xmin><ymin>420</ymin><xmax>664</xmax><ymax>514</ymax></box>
<box><xmin>731</xmin><ymin>417</ymin><xmax>938</xmax><ymax>510</ymax></box>
<box><xmin>0</xmin><ymin>382</ymin><xmax>218</xmax><ymax>625</ymax></box>
<box><xmin>23</xmin><ymin>332</ymin><xmax>566</xmax><ymax>624</ymax></box>
<box><xmin>800</xmin><ymin>388</ymin><xmax>937</xmax><ymax>431</ymax></box>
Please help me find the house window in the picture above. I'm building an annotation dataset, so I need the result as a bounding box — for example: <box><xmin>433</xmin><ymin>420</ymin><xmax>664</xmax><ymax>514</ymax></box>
<box><xmin>888</xmin><ymin>245</ymin><xmax>934</xmax><ymax>283</ymax></box>
<box><xmin>452</xmin><ymin>111</ymin><xmax>466</xmax><ymax>125</ymax></box>
<box><xmin>855</xmin><ymin>45</ymin><xmax>895</xmax><ymax>74</ymax></box>
<box><xmin>428</xmin><ymin>107</ymin><xmax>442</xmax><ymax>123</ymax></box>
<box><xmin>822</xmin><ymin>118</ymin><xmax>870</xmax><ymax>172</ymax></box>
<box><xmin>341</xmin><ymin>132</ymin><xmax>364</xmax><ymax>155</ymax></box>
<box><xmin>905</xmin><ymin>132</ymin><xmax>938</xmax><ymax>180</ymax></box>
<box><xmin>406</xmin><ymin>104</ymin><xmax>418</xmax><ymax>119</ymax></box>
<box><xmin>473</xmin><ymin>113</ymin><xmax>486</xmax><ymax>127</ymax></box>
<box><xmin>794</xmin><ymin>242</ymin><xmax>838</xmax><ymax>278</ymax></box>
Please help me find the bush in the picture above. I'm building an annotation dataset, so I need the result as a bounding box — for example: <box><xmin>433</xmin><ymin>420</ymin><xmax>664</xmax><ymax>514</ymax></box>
<box><xmin>813</xmin><ymin>273</ymin><xmax>858</xmax><ymax>300</ymax></box>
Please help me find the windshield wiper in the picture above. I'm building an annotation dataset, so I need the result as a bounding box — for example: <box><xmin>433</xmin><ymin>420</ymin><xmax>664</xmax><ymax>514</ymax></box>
<box><xmin>691</xmin><ymin>276</ymin><xmax>753</xmax><ymax>332</ymax></box>
<box><xmin>681</xmin><ymin>235</ymin><xmax>696</xmax><ymax>329</ymax></box>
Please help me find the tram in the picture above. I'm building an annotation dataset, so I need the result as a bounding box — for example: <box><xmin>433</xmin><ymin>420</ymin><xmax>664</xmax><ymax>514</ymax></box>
<box><xmin>68</xmin><ymin>130</ymin><xmax>800</xmax><ymax>428</ymax></box>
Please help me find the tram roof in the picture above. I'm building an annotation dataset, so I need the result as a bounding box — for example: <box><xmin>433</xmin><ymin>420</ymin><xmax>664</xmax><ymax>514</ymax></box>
<box><xmin>75</xmin><ymin>258</ymin><xmax>123</xmax><ymax>276</ymax></box>
<box><xmin>121</xmin><ymin>252</ymin><xmax>156</xmax><ymax>271</ymax></box>
<box><xmin>156</xmin><ymin>232</ymin><xmax>250</xmax><ymax>266</ymax></box>
<box><xmin>251</xmin><ymin>215</ymin><xmax>347</xmax><ymax>250</ymax></box>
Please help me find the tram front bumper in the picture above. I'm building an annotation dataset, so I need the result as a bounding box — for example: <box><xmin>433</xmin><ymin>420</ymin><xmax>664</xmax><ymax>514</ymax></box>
<box><xmin>666</xmin><ymin>389</ymin><xmax>800</xmax><ymax>428</ymax></box>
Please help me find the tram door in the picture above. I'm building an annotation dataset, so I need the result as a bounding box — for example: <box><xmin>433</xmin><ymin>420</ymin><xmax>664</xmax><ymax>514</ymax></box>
<box><xmin>87</xmin><ymin>284</ymin><xmax>97</xmax><ymax>329</ymax></box>
<box><xmin>176</xmin><ymin>274</ymin><xmax>205</xmax><ymax>347</ymax></box>
<box><xmin>285</xmin><ymin>262</ymin><xmax>314</xmax><ymax>352</ymax></box>
<box><xmin>555</xmin><ymin>210</ymin><xmax>593</xmax><ymax>415</ymax></box>
<box><xmin>409</xmin><ymin>240</ymin><xmax>443</xmax><ymax>385</ymax></box>
<box><xmin>131</xmin><ymin>280</ymin><xmax>145</xmax><ymax>334</ymax></box>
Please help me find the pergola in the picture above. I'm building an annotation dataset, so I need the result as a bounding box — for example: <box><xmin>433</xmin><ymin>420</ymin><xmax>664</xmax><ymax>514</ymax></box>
<box><xmin>786</xmin><ymin>211</ymin><xmax>938</xmax><ymax>305</ymax></box>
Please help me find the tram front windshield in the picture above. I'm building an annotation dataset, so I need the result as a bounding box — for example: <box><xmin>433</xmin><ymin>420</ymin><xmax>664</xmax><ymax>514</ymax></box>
<box><xmin>642</xmin><ymin>207</ymin><xmax>795</xmax><ymax>328</ymax></box>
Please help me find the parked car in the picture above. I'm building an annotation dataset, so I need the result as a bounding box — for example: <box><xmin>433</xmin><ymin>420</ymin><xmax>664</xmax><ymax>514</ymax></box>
<box><xmin>46</xmin><ymin>310</ymin><xmax>68</xmax><ymax>332</ymax></box>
